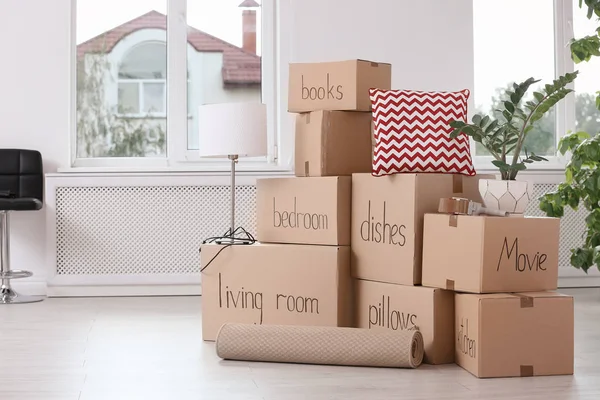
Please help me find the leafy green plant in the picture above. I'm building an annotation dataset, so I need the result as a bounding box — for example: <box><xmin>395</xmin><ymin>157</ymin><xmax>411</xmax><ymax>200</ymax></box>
<box><xmin>449</xmin><ymin>72</ymin><xmax>578</xmax><ymax>180</ymax></box>
<box><xmin>539</xmin><ymin>0</ymin><xmax>600</xmax><ymax>273</ymax></box>
<box><xmin>539</xmin><ymin>132</ymin><xmax>600</xmax><ymax>272</ymax></box>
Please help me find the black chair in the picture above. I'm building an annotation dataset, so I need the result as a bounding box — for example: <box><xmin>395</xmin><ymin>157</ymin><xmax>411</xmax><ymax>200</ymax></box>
<box><xmin>0</xmin><ymin>149</ymin><xmax>45</xmax><ymax>304</ymax></box>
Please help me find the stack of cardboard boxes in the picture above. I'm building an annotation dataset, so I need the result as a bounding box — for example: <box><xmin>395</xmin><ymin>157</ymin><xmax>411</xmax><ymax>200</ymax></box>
<box><xmin>421</xmin><ymin>213</ymin><xmax>574</xmax><ymax>378</ymax></box>
<box><xmin>200</xmin><ymin>58</ymin><xmax>574</xmax><ymax>379</ymax></box>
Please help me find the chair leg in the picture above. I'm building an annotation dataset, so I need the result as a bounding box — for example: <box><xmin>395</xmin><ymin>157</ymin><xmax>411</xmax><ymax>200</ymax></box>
<box><xmin>0</xmin><ymin>211</ymin><xmax>45</xmax><ymax>304</ymax></box>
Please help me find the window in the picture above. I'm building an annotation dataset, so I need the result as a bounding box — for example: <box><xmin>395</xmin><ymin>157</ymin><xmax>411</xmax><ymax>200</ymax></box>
<box><xmin>118</xmin><ymin>42</ymin><xmax>167</xmax><ymax>115</ymax></box>
<box><xmin>73</xmin><ymin>0</ymin><xmax>279</xmax><ymax>168</ymax></box>
<box><xmin>473</xmin><ymin>0</ymin><xmax>597</xmax><ymax>169</ymax></box>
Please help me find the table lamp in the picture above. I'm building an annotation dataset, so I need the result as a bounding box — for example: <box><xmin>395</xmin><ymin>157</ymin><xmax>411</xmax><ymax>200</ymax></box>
<box><xmin>198</xmin><ymin>102</ymin><xmax>267</xmax><ymax>242</ymax></box>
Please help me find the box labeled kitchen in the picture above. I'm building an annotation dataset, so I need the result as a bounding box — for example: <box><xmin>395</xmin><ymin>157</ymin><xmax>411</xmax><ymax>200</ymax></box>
<box><xmin>351</xmin><ymin>173</ymin><xmax>489</xmax><ymax>285</ymax></box>
<box><xmin>257</xmin><ymin>176</ymin><xmax>351</xmax><ymax>246</ymax></box>
<box><xmin>201</xmin><ymin>243</ymin><xmax>353</xmax><ymax>341</ymax></box>
<box><xmin>355</xmin><ymin>279</ymin><xmax>454</xmax><ymax>365</ymax></box>
<box><xmin>295</xmin><ymin>110</ymin><xmax>373</xmax><ymax>177</ymax></box>
<box><xmin>422</xmin><ymin>214</ymin><xmax>560</xmax><ymax>293</ymax></box>
<box><xmin>455</xmin><ymin>291</ymin><xmax>574</xmax><ymax>378</ymax></box>
<box><xmin>288</xmin><ymin>59</ymin><xmax>392</xmax><ymax>112</ymax></box>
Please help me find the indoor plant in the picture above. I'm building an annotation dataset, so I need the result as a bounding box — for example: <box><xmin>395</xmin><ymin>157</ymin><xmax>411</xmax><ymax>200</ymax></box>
<box><xmin>538</xmin><ymin>0</ymin><xmax>600</xmax><ymax>273</ymax></box>
<box><xmin>449</xmin><ymin>72</ymin><xmax>579</xmax><ymax>213</ymax></box>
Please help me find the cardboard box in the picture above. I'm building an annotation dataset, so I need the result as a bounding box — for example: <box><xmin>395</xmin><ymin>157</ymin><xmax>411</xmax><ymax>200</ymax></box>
<box><xmin>355</xmin><ymin>279</ymin><xmax>454</xmax><ymax>365</ymax></box>
<box><xmin>295</xmin><ymin>111</ymin><xmax>373</xmax><ymax>177</ymax></box>
<box><xmin>455</xmin><ymin>291</ymin><xmax>574</xmax><ymax>378</ymax></box>
<box><xmin>422</xmin><ymin>214</ymin><xmax>560</xmax><ymax>293</ymax></box>
<box><xmin>257</xmin><ymin>176</ymin><xmax>351</xmax><ymax>245</ymax></box>
<box><xmin>200</xmin><ymin>243</ymin><xmax>352</xmax><ymax>341</ymax></box>
<box><xmin>351</xmin><ymin>173</ymin><xmax>489</xmax><ymax>285</ymax></box>
<box><xmin>288</xmin><ymin>59</ymin><xmax>392</xmax><ymax>112</ymax></box>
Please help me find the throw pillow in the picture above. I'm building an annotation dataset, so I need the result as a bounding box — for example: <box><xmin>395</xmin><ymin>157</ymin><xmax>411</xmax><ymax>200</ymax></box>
<box><xmin>370</xmin><ymin>88</ymin><xmax>476</xmax><ymax>176</ymax></box>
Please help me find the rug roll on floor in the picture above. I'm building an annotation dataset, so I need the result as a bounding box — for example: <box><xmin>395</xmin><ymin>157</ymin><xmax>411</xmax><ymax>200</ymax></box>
<box><xmin>215</xmin><ymin>323</ymin><xmax>424</xmax><ymax>369</ymax></box>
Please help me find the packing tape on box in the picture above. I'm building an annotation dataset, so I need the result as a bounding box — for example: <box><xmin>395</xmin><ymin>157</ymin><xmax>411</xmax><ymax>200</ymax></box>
<box><xmin>520</xmin><ymin>365</ymin><xmax>534</xmax><ymax>377</ymax></box>
<box><xmin>452</xmin><ymin>174</ymin><xmax>463</xmax><ymax>194</ymax></box>
<box><xmin>304</xmin><ymin>161</ymin><xmax>310</xmax><ymax>176</ymax></box>
<box><xmin>445</xmin><ymin>279</ymin><xmax>455</xmax><ymax>290</ymax></box>
<box><xmin>216</xmin><ymin>323</ymin><xmax>425</xmax><ymax>369</ymax></box>
<box><xmin>514</xmin><ymin>293</ymin><xmax>535</xmax><ymax>308</ymax></box>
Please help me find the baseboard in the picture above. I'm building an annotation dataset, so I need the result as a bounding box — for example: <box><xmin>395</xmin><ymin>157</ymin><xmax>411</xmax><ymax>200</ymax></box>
<box><xmin>558</xmin><ymin>276</ymin><xmax>600</xmax><ymax>288</ymax></box>
<box><xmin>47</xmin><ymin>284</ymin><xmax>202</xmax><ymax>297</ymax></box>
<box><xmin>10</xmin><ymin>281</ymin><xmax>48</xmax><ymax>296</ymax></box>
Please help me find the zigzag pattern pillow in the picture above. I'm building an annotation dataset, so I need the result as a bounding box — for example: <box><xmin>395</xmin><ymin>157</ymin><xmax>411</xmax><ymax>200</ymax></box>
<box><xmin>370</xmin><ymin>88</ymin><xmax>476</xmax><ymax>177</ymax></box>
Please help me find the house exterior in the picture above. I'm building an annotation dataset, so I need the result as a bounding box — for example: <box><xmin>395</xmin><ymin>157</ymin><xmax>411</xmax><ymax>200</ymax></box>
<box><xmin>76</xmin><ymin>6</ymin><xmax>262</xmax><ymax>157</ymax></box>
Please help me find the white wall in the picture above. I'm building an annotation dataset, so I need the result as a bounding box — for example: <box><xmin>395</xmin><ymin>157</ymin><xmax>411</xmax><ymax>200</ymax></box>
<box><xmin>0</xmin><ymin>0</ymin><xmax>473</xmax><ymax>294</ymax></box>
<box><xmin>288</xmin><ymin>0</ymin><xmax>475</xmax><ymax>107</ymax></box>
<box><xmin>0</xmin><ymin>0</ymin><xmax>71</xmax><ymax>293</ymax></box>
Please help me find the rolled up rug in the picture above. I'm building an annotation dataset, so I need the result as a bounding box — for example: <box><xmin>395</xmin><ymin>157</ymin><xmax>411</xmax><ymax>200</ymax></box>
<box><xmin>215</xmin><ymin>323</ymin><xmax>424</xmax><ymax>369</ymax></box>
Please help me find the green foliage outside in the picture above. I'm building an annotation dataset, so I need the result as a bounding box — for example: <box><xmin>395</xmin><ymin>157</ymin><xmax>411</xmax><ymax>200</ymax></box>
<box><xmin>76</xmin><ymin>50</ymin><xmax>166</xmax><ymax>158</ymax></box>
<box><xmin>539</xmin><ymin>0</ymin><xmax>600</xmax><ymax>273</ymax></box>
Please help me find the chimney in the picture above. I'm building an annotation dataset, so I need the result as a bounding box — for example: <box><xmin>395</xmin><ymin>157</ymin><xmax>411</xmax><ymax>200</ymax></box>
<box><xmin>239</xmin><ymin>0</ymin><xmax>259</xmax><ymax>54</ymax></box>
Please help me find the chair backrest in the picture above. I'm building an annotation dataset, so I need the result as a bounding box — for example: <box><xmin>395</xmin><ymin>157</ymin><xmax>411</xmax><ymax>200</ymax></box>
<box><xmin>0</xmin><ymin>149</ymin><xmax>43</xmax><ymax>201</ymax></box>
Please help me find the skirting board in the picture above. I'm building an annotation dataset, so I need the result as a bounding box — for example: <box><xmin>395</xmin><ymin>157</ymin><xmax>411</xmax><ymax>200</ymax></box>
<box><xmin>47</xmin><ymin>285</ymin><xmax>202</xmax><ymax>297</ymax></box>
<box><xmin>9</xmin><ymin>282</ymin><xmax>202</xmax><ymax>297</ymax></box>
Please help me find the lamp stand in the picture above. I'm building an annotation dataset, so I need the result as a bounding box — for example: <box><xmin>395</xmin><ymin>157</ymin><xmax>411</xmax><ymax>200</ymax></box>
<box><xmin>228</xmin><ymin>154</ymin><xmax>238</xmax><ymax>242</ymax></box>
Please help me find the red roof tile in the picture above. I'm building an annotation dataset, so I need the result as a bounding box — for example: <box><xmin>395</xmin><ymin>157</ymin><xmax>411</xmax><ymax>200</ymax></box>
<box><xmin>77</xmin><ymin>10</ymin><xmax>261</xmax><ymax>86</ymax></box>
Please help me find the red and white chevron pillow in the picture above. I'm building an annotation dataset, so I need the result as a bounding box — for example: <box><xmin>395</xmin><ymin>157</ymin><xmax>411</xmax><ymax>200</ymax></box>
<box><xmin>370</xmin><ymin>88</ymin><xmax>476</xmax><ymax>177</ymax></box>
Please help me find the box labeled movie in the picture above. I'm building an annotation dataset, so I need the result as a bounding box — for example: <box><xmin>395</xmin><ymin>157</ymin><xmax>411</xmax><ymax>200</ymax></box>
<box><xmin>355</xmin><ymin>279</ymin><xmax>454</xmax><ymax>365</ymax></box>
<box><xmin>288</xmin><ymin>59</ymin><xmax>392</xmax><ymax>112</ymax></box>
<box><xmin>455</xmin><ymin>291</ymin><xmax>574</xmax><ymax>378</ymax></box>
<box><xmin>200</xmin><ymin>243</ymin><xmax>352</xmax><ymax>341</ymax></box>
<box><xmin>295</xmin><ymin>110</ymin><xmax>373</xmax><ymax>177</ymax></box>
<box><xmin>351</xmin><ymin>173</ymin><xmax>489</xmax><ymax>285</ymax></box>
<box><xmin>257</xmin><ymin>176</ymin><xmax>351</xmax><ymax>246</ymax></box>
<box><xmin>422</xmin><ymin>214</ymin><xmax>560</xmax><ymax>293</ymax></box>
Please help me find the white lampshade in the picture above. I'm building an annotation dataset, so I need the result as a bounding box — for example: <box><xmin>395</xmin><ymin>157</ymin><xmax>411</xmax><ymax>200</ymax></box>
<box><xmin>197</xmin><ymin>102</ymin><xmax>268</xmax><ymax>158</ymax></box>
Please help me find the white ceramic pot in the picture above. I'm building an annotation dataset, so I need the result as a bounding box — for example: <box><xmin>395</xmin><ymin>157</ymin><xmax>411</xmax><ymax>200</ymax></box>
<box><xmin>478</xmin><ymin>179</ymin><xmax>534</xmax><ymax>214</ymax></box>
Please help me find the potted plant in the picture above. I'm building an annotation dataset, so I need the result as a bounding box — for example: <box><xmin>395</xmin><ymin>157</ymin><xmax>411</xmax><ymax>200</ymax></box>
<box><xmin>449</xmin><ymin>72</ymin><xmax>578</xmax><ymax>213</ymax></box>
<box><xmin>539</xmin><ymin>0</ymin><xmax>600</xmax><ymax>273</ymax></box>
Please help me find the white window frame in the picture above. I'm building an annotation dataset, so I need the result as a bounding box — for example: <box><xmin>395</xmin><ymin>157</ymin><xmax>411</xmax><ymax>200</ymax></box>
<box><xmin>68</xmin><ymin>0</ymin><xmax>293</xmax><ymax>173</ymax></box>
<box><xmin>473</xmin><ymin>0</ymin><xmax>575</xmax><ymax>174</ymax></box>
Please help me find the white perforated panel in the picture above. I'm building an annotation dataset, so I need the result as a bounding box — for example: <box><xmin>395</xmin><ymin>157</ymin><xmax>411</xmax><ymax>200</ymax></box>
<box><xmin>525</xmin><ymin>183</ymin><xmax>587</xmax><ymax>271</ymax></box>
<box><xmin>55</xmin><ymin>185</ymin><xmax>257</xmax><ymax>275</ymax></box>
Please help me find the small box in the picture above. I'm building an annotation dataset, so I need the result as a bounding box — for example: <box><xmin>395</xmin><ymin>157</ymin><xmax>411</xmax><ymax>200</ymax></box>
<box><xmin>257</xmin><ymin>176</ymin><xmax>351</xmax><ymax>246</ymax></box>
<box><xmin>288</xmin><ymin>59</ymin><xmax>392</xmax><ymax>112</ymax></box>
<box><xmin>355</xmin><ymin>279</ymin><xmax>454</xmax><ymax>365</ymax></box>
<box><xmin>422</xmin><ymin>214</ymin><xmax>560</xmax><ymax>293</ymax></box>
<box><xmin>351</xmin><ymin>173</ymin><xmax>488</xmax><ymax>285</ymax></box>
<box><xmin>200</xmin><ymin>243</ymin><xmax>352</xmax><ymax>341</ymax></box>
<box><xmin>295</xmin><ymin>111</ymin><xmax>373</xmax><ymax>177</ymax></box>
<box><xmin>455</xmin><ymin>292</ymin><xmax>574</xmax><ymax>378</ymax></box>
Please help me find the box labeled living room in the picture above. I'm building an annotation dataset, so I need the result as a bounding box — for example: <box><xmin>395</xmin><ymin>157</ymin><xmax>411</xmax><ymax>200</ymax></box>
<box><xmin>200</xmin><ymin>243</ymin><xmax>353</xmax><ymax>341</ymax></box>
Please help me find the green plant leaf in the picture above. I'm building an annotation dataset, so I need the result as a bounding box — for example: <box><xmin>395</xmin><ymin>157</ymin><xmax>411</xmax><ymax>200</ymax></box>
<box><xmin>504</xmin><ymin>101</ymin><xmax>515</xmax><ymax>113</ymax></box>
<box><xmin>491</xmin><ymin>160</ymin><xmax>511</xmax><ymax>171</ymax></box>
<box><xmin>533</xmin><ymin>91</ymin><xmax>545</xmax><ymax>102</ymax></box>
<box><xmin>484</xmin><ymin>119</ymin><xmax>499</xmax><ymax>134</ymax></box>
<box><xmin>480</xmin><ymin>115</ymin><xmax>490</xmax><ymax>128</ymax></box>
<box><xmin>472</xmin><ymin>115</ymin><xmax>482</xmax><ymax>125</ymax></box>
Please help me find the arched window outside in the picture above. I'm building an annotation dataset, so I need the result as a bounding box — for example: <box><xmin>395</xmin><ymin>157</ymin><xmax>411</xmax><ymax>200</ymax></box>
<box><xmin>118</xmin><ymin>41</ymin><xmax>166</xmax><ymax>115</ymax></box>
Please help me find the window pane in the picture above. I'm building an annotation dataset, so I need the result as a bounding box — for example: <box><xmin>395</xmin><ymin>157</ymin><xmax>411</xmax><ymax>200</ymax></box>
<box><xmin>573</xmin><ymin>0</ymin><xmax>600</xmax><ymax>137</ymax></box>
<box><xmin>119</xmin><ymin>42</ymin><xmax>167</xmax><ymax>79</ymax></box>
<box><xmin>143</xmin><ymin>82</ymin><xmax>165</xmax><ymax>113</ymax></box>
<box><xmin>76</xmin><ymin>0</ymin><xmax>167</xmax><ymax>158</ymax></box>
<box><xmin>473</xmin><ymin>0</ymin><xmax>556</xmax><ymax>157</ymax></box>
<box><xmin>186</xmin><ymin>0</ymin><xmax>263</xmax><ymax>151</ymax></box>
<box><xmin>118</xmin><ymin>82</ymin><xmax>140</xmax><ymax>114</ymax></box>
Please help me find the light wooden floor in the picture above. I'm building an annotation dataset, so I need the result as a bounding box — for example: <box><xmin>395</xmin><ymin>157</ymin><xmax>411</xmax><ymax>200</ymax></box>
<box><xmin>0</xmin><ymin>288</ymin><xmax>597</xmax><ymax>400</ymax></box>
